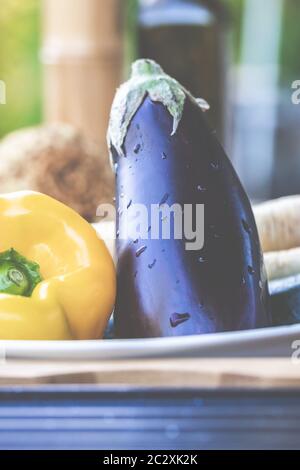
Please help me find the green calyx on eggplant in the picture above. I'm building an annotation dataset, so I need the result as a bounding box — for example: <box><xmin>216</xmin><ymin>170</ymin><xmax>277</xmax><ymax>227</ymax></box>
<box><xmin>107</xmin><ymin>59</ymin><xmax>271</xmax><ymax>339</ymax></box>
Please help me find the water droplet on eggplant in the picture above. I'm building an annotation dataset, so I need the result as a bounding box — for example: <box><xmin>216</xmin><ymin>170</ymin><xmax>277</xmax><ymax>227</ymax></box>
<box><xmin>136</xmin><ymin>246</ymin><xmax>147</xmax><ymax>257</ymax></box>
<box><xmin>197</xmin><ymin>185</ymin><xmax>207</xmax><ymax>193</ymax></box>
<box><xmin>248</xmin><ymin>265</ymin><xmax>255</xmax><ymax>275</ymax></box>
<box><xmin>159</xmin><ymin>193</ymin><xmax>169</xmax><ymax>206</ymax></box>
<box><xmin>198</xmin><ymin>256</ymin><xmax>205</xmax><ymax>263</ymax></box>
<box><xmin>242</xmin><ymin>219</ymin><xmax>252</xmax><ymax>234</ymax></box>
<box><xmin>148</xmin><ymin>259</ymin><xmax>157</xmax><ymax>269</ymax></box>
<box><xmin>134</xmin><ymin>144</ymin><xmax>141</xmax><ymax>154</ymax></box>
<box><xmin>161</xmin><ymin>152</ymin><xmax>167</xmax><ymax>160</ymax></box>
<box><xmin>170</xmin><ymin>313</ymin><xmax>191</xmax><ymax>328</ymax></box>
<box><xmin>209</xmin><ymin>224</ymin><xmax>220</xmax><ymax>239</ymax></box>
<box><xmin>211</xmin><ymin>161</ymin><xmax>219</xmax><ymax>171</ymax></box>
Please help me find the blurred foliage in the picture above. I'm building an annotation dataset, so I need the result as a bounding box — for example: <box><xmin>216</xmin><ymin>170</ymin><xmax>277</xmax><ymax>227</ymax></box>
<box><xmin>124</xmin><ymin>0</ymin><xmax>139</xmax><ymax>77</ymax></box>
<box><xmin>227</xmin><ymin>0</ymin><xmax>300</xmax><ymax>84</ymax></box>
<box><xmin>280</xmin><ymin>0</ymin><xmax>300</xmax><ymax>85</ymax></box>
<box><xmin>0</xmin><ymin>0</ymin><xmax>299</xmax><ymax>140</ymax></box>
<box><xmin>0</xmin><ymin>0</ymin><xmax>42</xmax><ymax>139</ymax></box>
<box><xmin>226</xmin><ymin>0</ymin><xmax>244</xmax><ymax>63</ymax></box>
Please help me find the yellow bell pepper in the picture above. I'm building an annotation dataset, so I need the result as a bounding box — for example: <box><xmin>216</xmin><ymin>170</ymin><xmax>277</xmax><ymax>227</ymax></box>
<box><xmin>0</xmin><ymin>191</ymin><xmax>116</xmax><ymax>340</ymax></box>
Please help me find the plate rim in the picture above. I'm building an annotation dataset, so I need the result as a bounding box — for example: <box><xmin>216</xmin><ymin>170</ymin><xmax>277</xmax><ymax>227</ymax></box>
<box><xmin>0</xmin><ymin>323</ymin><xmax>299</xmax><ymax>359</ymax></box>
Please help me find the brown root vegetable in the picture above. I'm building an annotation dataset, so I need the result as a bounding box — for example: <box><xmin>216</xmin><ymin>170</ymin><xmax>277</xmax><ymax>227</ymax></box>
<box><xmin>264</xmin><ymin>247</ymin><xmax>300</xmax><ymax>280</ymax></box>
<box><xmin>0</xmin><ymin>124</ymin><xmax>114</xmax><ymax>221</ymax></box>
<box><xmin>254</xmin><ymin>196</ymin><xmax>300</xmax><ymax>253</ymax></box>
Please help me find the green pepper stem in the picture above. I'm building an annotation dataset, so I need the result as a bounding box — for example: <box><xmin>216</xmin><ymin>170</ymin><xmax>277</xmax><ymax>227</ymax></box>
<box><xmin>0</xmin><ymin>248</ymin><xmax>43</xmax><ymax>297</ymax></box>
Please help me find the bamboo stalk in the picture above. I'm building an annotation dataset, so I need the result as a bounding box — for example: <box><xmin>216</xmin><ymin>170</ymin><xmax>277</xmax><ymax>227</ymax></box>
<box><xmin>42</xmin><ymin>0</ymin><xmax>123</xmax><ymax>151</ymax></box>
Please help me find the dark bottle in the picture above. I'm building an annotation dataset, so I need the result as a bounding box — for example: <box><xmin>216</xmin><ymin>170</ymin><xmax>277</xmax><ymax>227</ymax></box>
<box><xmin>137</xmin><ymin>0</ymin><xmax>228</xmax><ymax>141</ymax></box>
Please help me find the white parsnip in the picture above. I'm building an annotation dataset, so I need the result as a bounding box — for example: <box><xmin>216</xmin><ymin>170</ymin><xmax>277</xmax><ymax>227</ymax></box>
<box><xmin>254</xmin><ymin>196</ymin><xmax>300</xmax><ymax>253</ymax></box>
<box><xmin>264</xmin><ymin>247</ymin><xmax>300</xmax><ymax>280</ymax></box>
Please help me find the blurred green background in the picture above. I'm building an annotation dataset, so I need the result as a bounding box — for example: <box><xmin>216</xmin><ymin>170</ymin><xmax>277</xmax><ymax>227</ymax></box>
<box><xmin>0</xmin><ymin>0</ymin><xmax>42</xmax><ymax>138</ymax></box>
<box><xmin>0</xmin><ymin>0</ymin><xmax>300</xmax><ymax>138</ymax></box>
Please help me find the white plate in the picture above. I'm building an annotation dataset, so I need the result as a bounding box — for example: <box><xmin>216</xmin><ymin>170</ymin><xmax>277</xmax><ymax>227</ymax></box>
<box><xmin>2</xmin><ymin>224</ymin><xmax>294</xmax><ymax>360</ymax></box>
<box><xmin>1</xmin><ymin>324</ymin><xmax>300</xmax><ymax>360</ymax></box>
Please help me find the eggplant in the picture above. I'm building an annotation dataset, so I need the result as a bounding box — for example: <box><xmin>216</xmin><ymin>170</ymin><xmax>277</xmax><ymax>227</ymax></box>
<box><xmin>107</xmin><ymin>59</ymin><xmax>270</xmax><ymax>338</ymax></box>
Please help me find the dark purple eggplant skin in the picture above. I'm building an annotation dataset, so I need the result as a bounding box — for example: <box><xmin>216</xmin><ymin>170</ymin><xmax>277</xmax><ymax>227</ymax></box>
<box><xmin>113</xmin><ymin>95</ymin><xmax>270</xmax><ymax>338</ymax></box>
